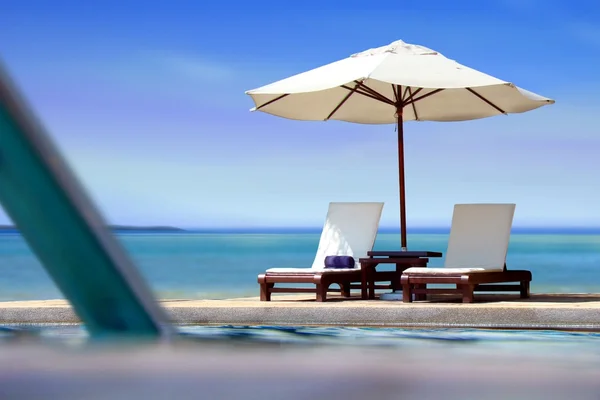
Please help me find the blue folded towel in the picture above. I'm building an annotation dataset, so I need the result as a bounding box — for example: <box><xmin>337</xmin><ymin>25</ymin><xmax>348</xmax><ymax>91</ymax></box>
<box><xmin>324</xmin><ymin>255</ymin><xmax>355</xmax><ymax>269</ymax></box>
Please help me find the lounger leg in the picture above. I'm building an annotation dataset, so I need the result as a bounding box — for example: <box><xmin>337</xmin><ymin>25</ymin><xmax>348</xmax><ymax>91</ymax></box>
<box><xmin>461</xmin><ymin>284</ymin><xmax>475</xmax><ymax>303</ymax></box>
<box><xmin>260</xmin><ymin>283</ymin><xmax>273</xmax><ymax>302</ymax></box>
<box><xmin>316</xmin><ymin>283</ymin><xmax>328</xmax><ymax>302</ymax></box>
<box><xmin>401</xmin><ymin>275</ymin><xmax>412</xmax><ymax>303</ymax></box>
<box><xmin>313</xmin><ymin>275</ymin><xmax>329</xmax><ymax>302</ymax></box>
<box><xmin>520</xmin><ymin>281</ymin><xmax>530</xmax><ymax>299</ymax></box>
<box><xmin>258</xmin><ymin>274</ymin><xmax>272</xmax><ymax>301</ymax></box>
<box><xmin>340</xmin><ymin>282</ymin><xmax>351</xmax><ymax>298</ymax></box>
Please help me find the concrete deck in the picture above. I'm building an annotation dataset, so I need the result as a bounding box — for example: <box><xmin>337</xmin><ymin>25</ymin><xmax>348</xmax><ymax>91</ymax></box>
<box><xmin>2</xmin><ymin>293</ymin><xmax>600</xmax><ymax>330</ymax></box>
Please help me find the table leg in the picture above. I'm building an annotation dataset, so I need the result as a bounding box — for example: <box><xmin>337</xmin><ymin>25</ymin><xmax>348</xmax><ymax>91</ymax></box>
<box><xmin>415</xmin><ymin>284</ymin><xmax>427</xmax><ymax>301</ymax></box>
<box><xmin>413</xmin><ymin>259</ymin><xmax>428</xmax><ymax>301</ymax></box>
<box><xmin>361</xmin><ymin>267</ymin><xmax>368</xmax><ymax>300</ymax></box>
<box><xmin>369</xmin><ymin>264</ymin><xmax>376</xmax><ymax>300</ymax></box>
<box><xmin>369</xmin><ymin>263</ymin><xmax>380</xmax><ymax>299</ymax></box>
<box><xmin>394</xmin><ymin>263</ymin><xmax>403</xmax><ymax>291</ymax></box>
<box><xmin>394</xmin><ymin>259</ymin><xmax>420</xmax><ymax>292</ymax></box>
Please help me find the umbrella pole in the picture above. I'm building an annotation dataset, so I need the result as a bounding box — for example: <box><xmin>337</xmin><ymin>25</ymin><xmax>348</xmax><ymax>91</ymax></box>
<box><xmin>396</xmin><ymin>107</ymin><xmax>407</xmax><ymax>251</ymax></box>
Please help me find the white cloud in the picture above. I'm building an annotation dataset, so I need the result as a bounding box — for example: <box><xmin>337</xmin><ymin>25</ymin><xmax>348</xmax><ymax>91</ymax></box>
<box><xmin>566</xmin><ymin>22</ymin><xmax>600</xmax><ymax>47</ymax></box>
<box><xmin>154</xmin><ymin>53</ymin><xmax>235</xmax><ymax>82</ymax></box>
<box><xmin>83</xmin><ymin>50</ymin><xmax>238</xmax><ymax>88</ymax></box>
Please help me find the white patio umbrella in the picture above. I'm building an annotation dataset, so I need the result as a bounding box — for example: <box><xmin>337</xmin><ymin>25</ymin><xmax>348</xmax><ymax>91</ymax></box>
<box><xmin>245</xmin><ymin>39</ymin><xmax>554</xmax><ymax>250</ymax></box>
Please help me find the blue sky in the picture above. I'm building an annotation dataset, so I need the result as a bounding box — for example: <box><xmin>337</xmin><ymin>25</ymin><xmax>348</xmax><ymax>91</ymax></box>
<box><xmin>0</xmin><ymin>0</ymin><xmax>599</xmax><ymax>229</ymax></box>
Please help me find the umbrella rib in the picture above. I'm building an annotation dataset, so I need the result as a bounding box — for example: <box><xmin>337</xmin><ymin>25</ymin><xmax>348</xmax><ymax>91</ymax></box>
<box><xmin>341</xmin><ymin>84</ymin><xmax>394</xmax><ymax>105</ymax></box>
<box><xmin>326</xmin><ymin>82</ymin><xmax>360</xmax><ymax>120</ymax></box>
<box><xmin>341</xmin><ymin>85</ymin><xmax>382</xmax><ymax>102</ymax></box>
<box><xmin>255</xmin><ymin>94</ymin><xmax>289</xmax><ymax>111</ymax></box>
<box><xmin>466</xmin><ymin>88</ymin><xmax>506</xmax><ymax>114</ymax></box>
<box><xmin>401</xmin><ymin>88</ymin><xmax>423</xmax><ymax>105</ymax></box>
<box><xmin>392</xmin><ymin>84</ymin><xmax>400</xmax><ymax>103</ymax></box>
<box><xmin>402</xmin><ymin>86</ymin><xmax>410</xmax><ymax>103</ymax></box>
<box><xmin>407</xmin><ymin>87</ymin><xmax>419</xmax><ymax>120</ymax></box>
<box><xmin>356</xmin><ymin>88</ymin><xmax>393</xmax><ymax>104</ymax></box>
<box><xmin>354</xmin><ymin>81</ymin><xmax>395</xmax><ymax>105</ymax></box>
<box><xmin>404</xmin><ymin>88</ymin><xmax>444</xmax><ymax>106</ymax></box>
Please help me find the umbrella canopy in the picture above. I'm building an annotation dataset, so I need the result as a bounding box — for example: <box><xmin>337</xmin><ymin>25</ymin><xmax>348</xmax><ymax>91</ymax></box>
<box><xmin>246</xmin><ymin>39</ymin><xmax>554</xmax><ymax>250</ymax></box>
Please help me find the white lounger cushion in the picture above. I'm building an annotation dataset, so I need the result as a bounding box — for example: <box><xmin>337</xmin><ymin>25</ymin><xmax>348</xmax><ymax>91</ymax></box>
<box><xmin>266</xmin><ymin>267</ymin><xmax>359</xmax><ymax>274</ymax></box>
<box><xmin>266</xmin><ymin>202</ymin><xmax>384</xmax><ymax>274</ymax></box>
<box><xmin>403</xmin><ymin>267</ymin><xmax>503</xmax><ymax>274</ymax></box>
<box><xmin>405</xmin><ymin>204</ymin><xmax>515</xmax><ymax>275</ymax></box>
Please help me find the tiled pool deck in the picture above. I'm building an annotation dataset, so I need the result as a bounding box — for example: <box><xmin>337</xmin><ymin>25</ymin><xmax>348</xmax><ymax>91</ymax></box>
<box><xmin>2</xmin><ymin>293</ymin><xmax>600</xmax><ymax>330</ymax></box>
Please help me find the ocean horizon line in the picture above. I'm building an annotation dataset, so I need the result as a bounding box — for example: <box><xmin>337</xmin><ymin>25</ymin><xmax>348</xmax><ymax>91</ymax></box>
<box><xmin>1</xmin><ymin>225</ymin><xmax>600</xmax><ymax>234</ymax></box>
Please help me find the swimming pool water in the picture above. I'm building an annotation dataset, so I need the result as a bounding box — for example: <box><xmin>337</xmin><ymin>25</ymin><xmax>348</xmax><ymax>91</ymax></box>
<box><xmin>3</xmin><ymin>324</ymin><xmax>600</xmax><ymax>352</ymax></box>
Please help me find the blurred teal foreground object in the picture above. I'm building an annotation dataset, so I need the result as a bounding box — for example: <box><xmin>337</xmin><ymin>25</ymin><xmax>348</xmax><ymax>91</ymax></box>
<box><xmin>0</xmin><ymin>62</ymin><xmax>173</xmax><ymax>339</ymax></box>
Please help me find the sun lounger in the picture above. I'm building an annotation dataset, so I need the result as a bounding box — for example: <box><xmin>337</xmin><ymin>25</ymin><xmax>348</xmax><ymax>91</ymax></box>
<box><xmin>401</xmin><ymin>204</ymin><xmax>532</xmax><ymax>303</ymax></box>
<box><xmin>258</xmin><ymin>202</ymin><xmax>395</xmax><ymax>301</ymax></box>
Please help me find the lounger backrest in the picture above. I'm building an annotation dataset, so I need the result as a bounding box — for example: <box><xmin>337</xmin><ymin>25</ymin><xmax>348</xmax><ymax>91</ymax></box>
<box><xmin>444</xmin><ymin>204</ymin><xmax>515</xmax><ymax>270</ymax></box>
<box><xmin>310</xmin><ymin>202</ymin><xmax>384</xmax><ymax>270</ymax></box>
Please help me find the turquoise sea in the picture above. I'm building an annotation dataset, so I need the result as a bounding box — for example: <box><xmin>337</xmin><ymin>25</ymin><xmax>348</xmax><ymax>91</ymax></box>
<box><xmin>1</xmin><ymin>230</ymin><xmax>599</xmax><ymax>301</ymax></box>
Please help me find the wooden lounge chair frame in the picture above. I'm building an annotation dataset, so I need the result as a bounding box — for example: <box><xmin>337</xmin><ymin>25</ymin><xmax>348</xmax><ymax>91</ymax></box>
<box><xmin>401</xmin><ymin>265</ymin><xmax>531</xmax><ymax>303</ymax></box>
<box><xmin>259</xmin><ymin>269</ymin><xmax>399</xmax><ymax>302</ymax></box>
<box><xmin>400</xmin><ymin>203</ymin><xmax>532</xmax><ymax>303</ymax></box>
<box><xmin>258</xmin><ymin>202</ymin><xmax>391</xmax><ymax>302</ymax></box>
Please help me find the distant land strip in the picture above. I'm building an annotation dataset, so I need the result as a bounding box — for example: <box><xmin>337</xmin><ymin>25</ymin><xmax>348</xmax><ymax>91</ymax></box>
<box><xmin>0</xmin><ymin>225</ymin><xmax>186</xmax><ymax>232</ymax></box>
